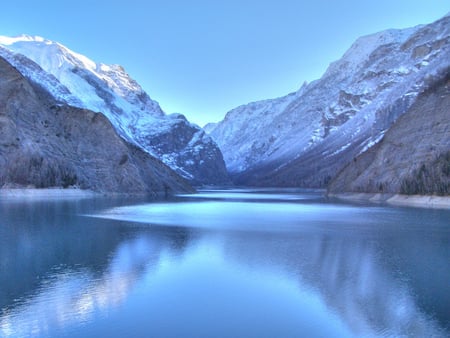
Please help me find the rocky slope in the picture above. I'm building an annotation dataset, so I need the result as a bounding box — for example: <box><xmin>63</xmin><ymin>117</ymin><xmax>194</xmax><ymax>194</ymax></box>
<box><xmin>0</xmin><ymin>36</ymin><xmax>229</xmax><ymax>185</ymax></box>
<box><xmin>0</xmin><ymin>56</ymin><xmax>194</xmax><ymax>194</ymax></box>
<box><xmin>328</xmin><ymin>69</ymin><xmax>450</xmax><ymax>195</ymax></box>
<box><xmin>208</xmin><ymin>14</ymin><xmax>450</xmax><ymax>187</ymax></box>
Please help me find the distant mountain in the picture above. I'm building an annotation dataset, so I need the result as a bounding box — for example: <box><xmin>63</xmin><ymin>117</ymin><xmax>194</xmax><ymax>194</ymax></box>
<box><xmin>203</xmin><ymin>122</ymin><xmax>218</xmax><ymax>134</ymax></box>
<box><xmin>0</xmin><ymin>55</ymin><xmax>194</xmax><ymax>194</ymax></box>
<box><xmin>0</xmin><ymin>35</ymin><xmax>229</xmax><ymax>185</ymax></box>
<box><xmin>208</xmin><ymin>14</ymin><xmax>450</xmax><ymax>188</ymax></box>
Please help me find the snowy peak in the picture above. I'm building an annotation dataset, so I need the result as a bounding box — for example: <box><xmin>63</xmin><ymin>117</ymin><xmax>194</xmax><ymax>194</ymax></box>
<box><xmin>321</xmin><ymin>25</ymin><xmax>426</xmax><ymax>83</ymax></box>
<box><xmin>0</xmin><ymin>35</ymin><xmax>164</xmax><ymax>118</ymax></box>
<box><xmin>348</xmin><ymin>27</ymin><xmax>419</xmax><ymax>59</ymax></box>
<box><xmin>0</xmin><ymin>34</ymin><xmax>47</xmax><ymax>45</ymax></box>
<box><xmin>0</xmin><ymin>34</ymin><xmax>97</xmax><ymax>74</ymax></box>
<box><xmin>208</xmin><ymin>14</ymin><xmax>450</xmax><ymax>187</ymax></box>
<box><xmin>0</xmin><ymin>34</ymin><xmax>229</xmax><ymax>185</ymax></box>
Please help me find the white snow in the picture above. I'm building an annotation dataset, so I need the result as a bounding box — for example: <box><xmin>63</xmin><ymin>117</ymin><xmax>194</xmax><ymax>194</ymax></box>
<box><xmin>210</xmin><ymin>15</ymin><xmax>450</xmax><ymax>174</ymax></box>
<box><xmin>329</xmin><ymin>143</ymin><xmax>352</xmax><ymax>157</ymax></box>
<box><xmin>0</xmin><ymin>34</ymin><xmax>218</xmax><ymax>181</ymax></box>
<box><xmin>394</xmin><ymin>66</ymin><xmax>410</xmax><ymax>75</ymax></box>
<box><xmin>359</xmin><ymin>131</ymin><xmax>386</xmax><ymax>155</ymax></box>
<box><xmin>330</xmin><ymin>26</ymin><xmax>420</xmax><ymax>73</ymax></box>
<box><xmin>0</xmin><ymin>34</ymin><xmax>45</xmax><ymax>45</ymax></box>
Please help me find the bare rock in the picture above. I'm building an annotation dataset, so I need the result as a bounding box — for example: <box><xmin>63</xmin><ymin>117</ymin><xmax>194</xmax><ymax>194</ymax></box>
<box><xmin>0</xmin><ymin>56</ymin><xmax>194</xmax><ymax>195</ymax></box>
<box><xmin>328</xmin><ymin>70</ymin><xmax>450</xmax><ymax>195</ymax></box>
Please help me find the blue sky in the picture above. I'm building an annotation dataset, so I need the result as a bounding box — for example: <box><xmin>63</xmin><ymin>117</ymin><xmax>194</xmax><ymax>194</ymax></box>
<box><xmin>1</xmin><ymin>1</ymin><xmax>448</xmax><ymax>126</ymax></box>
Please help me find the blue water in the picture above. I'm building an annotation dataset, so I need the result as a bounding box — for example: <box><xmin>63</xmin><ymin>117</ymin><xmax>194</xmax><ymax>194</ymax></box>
<box><xmin>0</xmin><ymin>189</ymin><xmax>449</xmax><ymax>337</ymax></box>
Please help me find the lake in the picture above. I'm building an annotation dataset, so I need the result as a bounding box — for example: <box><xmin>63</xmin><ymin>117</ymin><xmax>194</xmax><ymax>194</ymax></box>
<box><xmin>0</xmin><ymin>189</ymin><xmax>449</xmax><ymax>337</ymax></box>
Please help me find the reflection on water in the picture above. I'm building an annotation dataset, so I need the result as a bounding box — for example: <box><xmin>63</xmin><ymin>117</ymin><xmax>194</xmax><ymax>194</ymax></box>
<box><xmin>0</xmin><ymin>190</ymin><xmax>449</xmax><ymax>337</ymax></box>
<box><xmin>0</xmin><ymin>234</ymin><xmax>188</xmax><ymax>337</ymax></box>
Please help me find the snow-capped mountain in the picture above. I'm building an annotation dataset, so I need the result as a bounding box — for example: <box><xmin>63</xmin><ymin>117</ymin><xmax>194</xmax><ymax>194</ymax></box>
<box><xmin>0</xmin><ymin>55</ymin><xmax>193</xmax><ymax>194</ymax></box>
<box><xmin>208</xmin><ymin>14</ymin><xmax>450</xmax><ymax>187</ymax></box>
<box><xmin>0</xmin><ymin>35</ymin><xmax>229</xmax><ymax>185</ymax></box>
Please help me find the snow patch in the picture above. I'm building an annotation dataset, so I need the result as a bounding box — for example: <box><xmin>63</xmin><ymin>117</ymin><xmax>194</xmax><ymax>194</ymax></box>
<box><xmin>359</xmin><ymin>131</ymin><xmax>386</xmax><ymax>155</ymax></box>
<box><xmin>328</xmin><ymin>143</ymin><xmax>352</xmax><ymax>157</ymax></box>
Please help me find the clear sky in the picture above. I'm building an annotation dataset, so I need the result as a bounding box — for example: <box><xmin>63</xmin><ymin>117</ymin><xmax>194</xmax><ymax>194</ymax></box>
<box><xmin>1</xmin><ymin>1</ymin><xmax>448</xmax><ymax>126</ymax></box>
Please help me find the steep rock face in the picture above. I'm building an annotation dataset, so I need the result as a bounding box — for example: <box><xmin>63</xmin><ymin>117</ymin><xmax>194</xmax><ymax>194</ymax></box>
<box><xmin>0</xmin><ymin>56</ymin><xmax>194</xmax><ymax>194</ymax></box>
<box><xmin>0</xmin><ymin>36</ymin><xmax>229</xmax><ymax>185</ymax></box>
<box><xmin>328</xmin><ymin>70</ymin><xmax>450</xmax><ymax>195</ymax></box>
<box><xmin>209</xmin><ymin>14</ymin><xmax>450</xmax><ymax>187</ymax></box>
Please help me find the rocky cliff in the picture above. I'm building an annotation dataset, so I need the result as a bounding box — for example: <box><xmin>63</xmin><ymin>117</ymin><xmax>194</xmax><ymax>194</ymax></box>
<box><xmin>328</xmin><ymin>70</ymin><xmax>450</xmax><ymax>195</ymax></box>
<box><xmin>0</xmin><ymin>56</ymin><xmax>194</xmax><ymax>194</ymax></box>
<box><xmin>0</xmin><ymin>36</ymin><xmax>229</xmax><ymax>185</ymax></box>
<box><xmin>208</xmin><ymin>14</ymin><xmax>450</xmax><ymax>188</ymax></box>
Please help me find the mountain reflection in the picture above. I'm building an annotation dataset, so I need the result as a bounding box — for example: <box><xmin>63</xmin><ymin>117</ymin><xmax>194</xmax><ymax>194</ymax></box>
<box><xmin>0</xmin><ymin>237</ymin><xmax>169</xmax><ymax>336</ymax></box>
<box><xmin>0</xmin><ymin>197</ymin><xmax>193</xmax><ymax>337</ymax></box>
<box><xmin>222</xmin><ymin>232</ymin><xmax>447</xmax><ymax>336</ymax></box>
<box><xmin>0</xmin><ymin>229</ymin><xmax>193</xmax><ymax>337</ymax></box>
<box><xmin>0</xmin><ymin>191</ymin><xmax>448</xmax><ymax>337</ymax></box>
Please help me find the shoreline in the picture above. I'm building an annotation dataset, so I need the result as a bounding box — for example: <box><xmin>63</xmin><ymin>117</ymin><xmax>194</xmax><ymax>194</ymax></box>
<box><xmin>329</xmin><ymin>192</ymin><xmax>450</xmax><ymax>209</ymax></box>
<box><xmin>0</xmin><ymin>188</ymin><xmax>99</xmax><ymax>200</ymax></box>
<box><xmin>1</xmin><ymin>187</ymin><xmax>448</xmax><ymax>209</ymax></box>
<box><xmin>0</xmin><ymin>187</ymin><xmax>193</xmax><ymax>200</ymax></box>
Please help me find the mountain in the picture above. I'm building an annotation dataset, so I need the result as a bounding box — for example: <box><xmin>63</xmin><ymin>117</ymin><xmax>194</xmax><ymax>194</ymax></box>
<box><xmin>0</xmin><ymin>35</ymin><xmax>229</xmax><ymax>185</ymax></box>
<box><xmin>208</xmin><ymin>14</ymin><xmax>450</xmax><ymax>188</ymax></box>
<box><xmin>328</xmin><ymin>69</ymin><xmax>450</xmax><ymax>195</ymax></box>
<box><xmin>0</xmin><ymin>55</ymin><xmax>194</xmax><ymax>194</ymax></box>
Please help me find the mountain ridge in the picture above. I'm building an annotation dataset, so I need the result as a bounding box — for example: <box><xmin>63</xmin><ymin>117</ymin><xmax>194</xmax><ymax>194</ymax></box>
<box><xmin>208</xmin><ymin>14</ymin><xmax>450</xmax><ymax>190</ymax></box>
<box><xmin>0</xmin><ymin>55</ymin><xmax>194</xmax><ymax>194</ymax></box>
<box><xmin>0</xmin><ymin>35</ymin><xmax>229</xmax><ymax>185</ymax></box>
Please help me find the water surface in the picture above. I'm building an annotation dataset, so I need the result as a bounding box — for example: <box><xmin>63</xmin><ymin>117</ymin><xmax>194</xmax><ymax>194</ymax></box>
<box><xmin>0</xmin><ymin>189</ymin><xmax>449</xmax><ymax>337</ymax></box>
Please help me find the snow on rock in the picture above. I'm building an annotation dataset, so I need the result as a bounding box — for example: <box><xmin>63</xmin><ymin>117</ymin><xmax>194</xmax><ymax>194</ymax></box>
<box><xmin>0</xmin><ymin>35</ymin><xmax>229</xmax><ymax>185</ymax></box>
<box><xmin>208</xmin><ymin>14</ymin><xmax>450</xmax><ymax>187</ymax></box>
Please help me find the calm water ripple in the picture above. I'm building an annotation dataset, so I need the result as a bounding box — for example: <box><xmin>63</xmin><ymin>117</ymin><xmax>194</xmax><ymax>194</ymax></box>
<box><xmin>0</xmin><ymin>189</ymin><xmax>449</xmax><ymax>337</ymax></box>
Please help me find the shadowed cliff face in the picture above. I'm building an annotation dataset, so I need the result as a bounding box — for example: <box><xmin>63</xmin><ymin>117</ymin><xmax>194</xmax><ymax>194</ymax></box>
<box><xmin>328</xmin><ymin>70</ymin><xmax>450</xmax><ymax>195</ymax></box>
<box><xmin>0</xmin><ymin>56</ymin><xmax>194</xmax><ymax>194</ymax></box>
